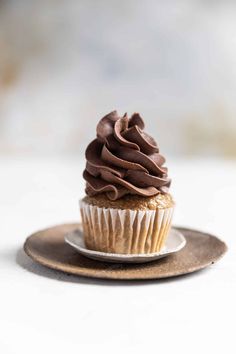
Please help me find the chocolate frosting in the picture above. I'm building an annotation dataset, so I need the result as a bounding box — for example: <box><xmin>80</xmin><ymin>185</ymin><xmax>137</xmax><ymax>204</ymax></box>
<box><xmin>83</xmin><ymin>111</ymin><xmax>171</xmax><ymax>200</ymax></box>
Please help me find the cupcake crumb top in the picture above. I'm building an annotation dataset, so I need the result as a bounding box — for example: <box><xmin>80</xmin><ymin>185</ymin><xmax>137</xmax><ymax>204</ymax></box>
<box><xmin>82</xmin><ymin>193</ymin><xmax>174</xmax><ymax>210</ymax></box>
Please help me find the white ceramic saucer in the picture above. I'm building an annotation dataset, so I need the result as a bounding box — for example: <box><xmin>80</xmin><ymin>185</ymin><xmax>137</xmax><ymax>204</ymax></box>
<box><xmin>65</xmin><ymin>227</ymin><xmax>186</xmax><ymax>264</ymax></box>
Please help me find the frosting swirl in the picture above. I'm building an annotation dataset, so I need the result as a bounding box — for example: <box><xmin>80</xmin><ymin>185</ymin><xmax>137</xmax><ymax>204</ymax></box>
<box><xmin>83</xmin><ymin>111</ymin><xmax>171</xmax><ymax>200</ymax></box>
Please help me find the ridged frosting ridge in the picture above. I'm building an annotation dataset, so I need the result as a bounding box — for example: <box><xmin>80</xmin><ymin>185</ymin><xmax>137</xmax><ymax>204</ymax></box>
<box><xmin>83</xmin><ymin>111</ymin><xmax>171</xmax><ymax>200</ymax></box>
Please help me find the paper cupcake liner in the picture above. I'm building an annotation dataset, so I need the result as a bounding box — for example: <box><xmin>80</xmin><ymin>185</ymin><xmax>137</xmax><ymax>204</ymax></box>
<box><xmin>79</xmin><ymin>200</ymin><xmax>174</xmax><ymax>254</ymax></box>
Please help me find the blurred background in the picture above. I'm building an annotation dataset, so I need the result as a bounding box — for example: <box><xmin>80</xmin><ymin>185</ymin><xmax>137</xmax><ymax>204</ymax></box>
<box><xmin>0</xmin><ymin>0</ymin><xmax>236</xmax><ymax>158</ymax></box>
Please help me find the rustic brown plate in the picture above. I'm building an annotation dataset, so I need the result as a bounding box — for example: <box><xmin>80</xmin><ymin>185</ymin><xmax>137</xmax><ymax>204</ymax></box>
<box><xmin>24</xmin><ymin>223</ymin><xmax>227</xmax><ymax>280</ymax></box>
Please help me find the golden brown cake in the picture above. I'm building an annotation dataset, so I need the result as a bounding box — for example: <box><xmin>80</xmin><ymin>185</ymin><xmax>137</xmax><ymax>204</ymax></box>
<box><xmin>80</xmin><ymin>111</ymin><xmax>175</xmax><ymax>254</ymax></box>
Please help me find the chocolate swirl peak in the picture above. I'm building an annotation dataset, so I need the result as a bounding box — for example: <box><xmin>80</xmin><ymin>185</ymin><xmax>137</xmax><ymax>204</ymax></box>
<box><xmin>83</xmin><ymin>111</ymin><xmax>171</xmax><ymax>200</ymax></box>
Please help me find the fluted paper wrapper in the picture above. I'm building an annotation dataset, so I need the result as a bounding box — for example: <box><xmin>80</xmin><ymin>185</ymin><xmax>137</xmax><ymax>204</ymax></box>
<box><xmin>80</xmin><ymin>201</ymin><xmax>174</xmax><ymax>254</ymax></box>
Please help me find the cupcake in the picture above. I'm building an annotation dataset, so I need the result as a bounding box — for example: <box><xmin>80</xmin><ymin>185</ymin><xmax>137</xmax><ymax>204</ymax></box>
<box><xmin>80</xmin><ymin>111</ymin><xmax>174</xmax><ymax>254</ymax></box>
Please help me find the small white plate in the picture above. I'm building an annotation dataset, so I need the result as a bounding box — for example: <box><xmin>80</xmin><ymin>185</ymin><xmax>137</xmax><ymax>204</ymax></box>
<box><xmin>65</xmin><ymin>227</ymin><xmax>186</xmax><ymax>264</ymax></box>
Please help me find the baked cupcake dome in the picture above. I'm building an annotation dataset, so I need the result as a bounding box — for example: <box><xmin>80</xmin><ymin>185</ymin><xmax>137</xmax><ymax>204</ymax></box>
<box><xmin>80</xmin><ymin>111</ymin><xmax>174</xmax><ymax>254</ymax></box>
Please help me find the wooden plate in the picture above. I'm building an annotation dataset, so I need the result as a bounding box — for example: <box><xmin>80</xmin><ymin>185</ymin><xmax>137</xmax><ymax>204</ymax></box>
<box><xmin>24</xmin><ymin>223</ymin><xmax>227</xmax><ymax>280</ymax></box>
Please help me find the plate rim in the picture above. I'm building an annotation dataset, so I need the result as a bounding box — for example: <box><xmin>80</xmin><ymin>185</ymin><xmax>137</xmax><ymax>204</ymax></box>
<box><xmin>23</xmin><ymin>224</ymin><xmax>228</xmax><ymax>280</ymax></box>
<box><xmin>64</xmin><ymin>227</ymin><xmax>186</xmax><ymax>261</ymax></box>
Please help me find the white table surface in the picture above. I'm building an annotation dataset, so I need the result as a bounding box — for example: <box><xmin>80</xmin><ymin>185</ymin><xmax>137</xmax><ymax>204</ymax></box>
<box><xmin>1</xmin><ymin>156</ymin><xmax>235</xmax><ymax>354</ymax></box>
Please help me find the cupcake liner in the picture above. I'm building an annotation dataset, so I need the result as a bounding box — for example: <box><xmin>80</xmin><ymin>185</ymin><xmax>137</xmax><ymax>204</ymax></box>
<box><xmin>79</xmin><ymin>200</ymin><xmax>174</xmax><ymax>254</ymax></box>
